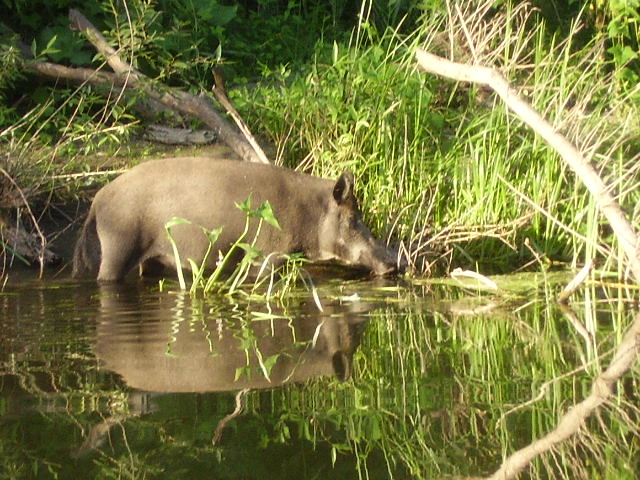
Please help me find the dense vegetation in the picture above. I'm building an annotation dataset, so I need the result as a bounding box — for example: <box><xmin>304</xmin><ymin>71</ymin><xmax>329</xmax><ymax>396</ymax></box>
<box><xmin>0</xmin><ymin>0</ymin><xmax>638</xmax><ymax>277</ymax></box>
<box><xmin>1</xmin><ymin>3</ymin><xmax>639</xmax><ymax>478</ymax></box>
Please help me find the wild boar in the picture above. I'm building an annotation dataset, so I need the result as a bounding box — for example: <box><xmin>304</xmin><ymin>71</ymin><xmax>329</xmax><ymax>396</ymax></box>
<box><xmin>73</xmin><ymin>157</ymin><xmax>402</xmax><ymax>281</ymax></box>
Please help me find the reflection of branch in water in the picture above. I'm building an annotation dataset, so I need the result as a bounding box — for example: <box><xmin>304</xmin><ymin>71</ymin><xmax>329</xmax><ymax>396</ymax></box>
<box><xmin>71</xmin><ymin>416</ymin><xmax>125</xmax><ymax>459</ymax></box>
<box><xmin>487</xmin><ymin>312</ymin><xmax>640</xmax><ymax>480</ymax></box>
<box><xmin>495</xmin><ymin>304</ymin><xmax>601</xmax><ymax>426</ymax></box>
<box><xmin>558</xmin><ymin>303</ymin><xmax>594</xmax><ymax>348</ymax></box>
<box><xmin>212</xmin><ymin>388</ymin><xmax>250</xmax><ymax>446</ymax></box>
<box><xmin>557</xmin><ymin>261</ymin><xmax>593</xmax><ymax>304</ymax></box>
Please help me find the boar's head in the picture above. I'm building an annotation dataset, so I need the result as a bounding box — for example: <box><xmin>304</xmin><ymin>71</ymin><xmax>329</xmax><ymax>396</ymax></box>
<box><xmin>317</xmin><ymin>171</ymin><xmax>403</xmax><ymax>276</ymax></box>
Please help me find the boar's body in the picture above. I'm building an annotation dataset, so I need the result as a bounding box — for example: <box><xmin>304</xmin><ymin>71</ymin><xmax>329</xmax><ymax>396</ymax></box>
<box><xmin>73</xmin><ymin>157</ymin><xmax>399</xmax><ymax>281</ymax></box>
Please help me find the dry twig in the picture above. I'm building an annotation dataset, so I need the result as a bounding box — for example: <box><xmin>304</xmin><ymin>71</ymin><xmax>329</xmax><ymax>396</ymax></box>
<box><xmin>0</xmin><ymin>167</ymin><xmax>47</xmax><ymax>277</ymax></box>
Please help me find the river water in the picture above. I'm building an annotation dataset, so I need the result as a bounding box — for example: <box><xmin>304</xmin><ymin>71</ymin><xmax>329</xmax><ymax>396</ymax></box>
<box><xmin>1</xmin><ymin>268</ymin><xmax>638</xmax><ymax>479</ymax></box>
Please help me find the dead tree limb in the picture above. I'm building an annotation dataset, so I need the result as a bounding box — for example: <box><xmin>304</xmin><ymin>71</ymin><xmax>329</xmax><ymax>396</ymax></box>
<box><xmin>68</xmin><ymin>9</ymin><xmax>269</xmax><ymax>164</ymax></box>
<box><xmin>415</xmin><ymin>48</ymin><xmax>640</xmax><ymax>283</ymax></box>
<box><xmin>212</xmin><ymin>70</ymin><xmax>270</xmax><ymax>164</ymax></box>
<box><xmin>24</xmin><ymin>61</ymin><xmax>181</xmax><ymax>122</ymax></box>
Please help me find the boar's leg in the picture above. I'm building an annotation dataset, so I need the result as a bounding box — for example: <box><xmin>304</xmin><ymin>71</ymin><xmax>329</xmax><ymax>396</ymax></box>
<box><xmin>96</xmin><ymin>228</ymin><xmax>143</xmax><ymax>282</ymax></box>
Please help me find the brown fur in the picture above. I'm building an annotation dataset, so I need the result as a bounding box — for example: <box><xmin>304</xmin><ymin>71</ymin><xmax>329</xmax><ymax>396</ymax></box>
<box><xmin>72</xmin><ymin>157</ymin><xmax>399</xmax><ymax>281</ymax></box>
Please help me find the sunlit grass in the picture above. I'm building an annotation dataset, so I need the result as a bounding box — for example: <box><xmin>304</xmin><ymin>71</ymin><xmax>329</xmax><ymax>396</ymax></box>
<box><xmin>237</xmin><ymin>2</ymin><xmax>640</xmax><ymax>279</ymax></box>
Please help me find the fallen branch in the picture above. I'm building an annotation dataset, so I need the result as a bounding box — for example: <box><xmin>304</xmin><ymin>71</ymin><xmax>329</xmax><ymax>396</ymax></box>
<box><xmin>415</xmin><ymin>48</ymin><xmax>640</xmax><ymax>283</ymax></box>
<box><xmin>212</xmin><ymin>70</ymin><xmax>270</xmax><ymax>164</ymax></box>
<box><xmin>9</xmin><ymin>24</ymin><xmax>184</xmax><ymax>124</ymax></box>
<box><xmin>68</xmin><ymin>9</ymin><xmax>268</xmax><ymax>164</ymax></box>
<box><xmin>25</xmin><ymin>62</ymin><xmax>219</xmax><ymax>144</ymax></box>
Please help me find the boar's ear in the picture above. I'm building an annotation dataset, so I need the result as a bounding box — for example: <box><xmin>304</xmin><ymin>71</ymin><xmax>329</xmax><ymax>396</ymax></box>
<box><xmin>333</xmin><ymin>171</ymin><xmax>355</xmax><ymax>204</ymax></box>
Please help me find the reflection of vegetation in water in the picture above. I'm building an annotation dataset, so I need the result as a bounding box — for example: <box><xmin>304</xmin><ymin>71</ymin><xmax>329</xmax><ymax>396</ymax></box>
<box><xmin>1</xmin><ymin>277</ymin><xmax>639</xmax><ymax>478</ymax></box>
<box><xmin>257</xmin><ymin>280</ymin><xmax>640</xmax><ymax>479</ymax></box>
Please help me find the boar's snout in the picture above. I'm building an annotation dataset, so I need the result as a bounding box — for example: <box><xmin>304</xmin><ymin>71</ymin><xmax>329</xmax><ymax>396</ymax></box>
<box><xmin>365</xmin><ymin>245</ymin><xmax>406</xmax><ymax>277</ymax></box>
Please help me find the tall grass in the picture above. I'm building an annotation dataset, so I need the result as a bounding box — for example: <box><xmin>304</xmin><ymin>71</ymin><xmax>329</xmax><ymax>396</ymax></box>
<box><xmin>238</xmin><ymin>1</ymin><xmax>640</xmax><ymax>277</ymax></box>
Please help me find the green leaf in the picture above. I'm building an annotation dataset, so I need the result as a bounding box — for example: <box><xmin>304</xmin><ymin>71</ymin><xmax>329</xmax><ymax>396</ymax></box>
<box><xmin>619</xmin><ymin>45</ymin><xmax>638</xmax><ymax>63</ymax></box>
<box><xmin>237</xmin><ymin>242</ymin><xmax>262</xmax><ymax>260</ymax></box>
<box><xmin>234</xmin><ymin>365</ymin><xmax>251</xmax><ymax>382</ymax></box>
<box><xmin>214</xmin><ymin>43</ymin><xmax>222</xmax><ymax>63</ymax></box>
<box><xmin>205</xmin><ymin>226</ymin><xmax>224</xmax><ymax>244</ymax></box>
<box><xmin>194</xmin><ymin>1</ymin><xmax>237</xmax><ymax>25</ymax></box>
<box><xmin>235</xmin><ymin>195</ymin><xmax>252</xmax><ymax>214</ymax></box>
<box><xmin>252</xmin><ymin>201</ymin><xmax>281</xmax><ymax>230</ymax></box>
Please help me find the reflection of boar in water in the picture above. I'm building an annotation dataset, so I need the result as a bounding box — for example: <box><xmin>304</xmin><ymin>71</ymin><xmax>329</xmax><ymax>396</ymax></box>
<box><xmin>94</xmin><ymin>285</ymin><xmax>370</xmax><ymax>392</ymax></box>
<box><xmin>73</xmin><ymin>157</ymin><xmax>402</xmax><ymax>281</ymax></box>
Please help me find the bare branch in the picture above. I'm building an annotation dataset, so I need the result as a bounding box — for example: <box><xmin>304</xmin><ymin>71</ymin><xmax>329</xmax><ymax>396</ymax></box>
<box><xmin>415</xmin><ymin>48</ymin><xmax>640</xmax><ymax>283</ymax></box>
<box><xmin>0</xmin><ymin>168</ymin><xmax>48</xmax><ymax>276</ymax></box>
<box><xmin>68</xmin><ymin>9</ymin><xmax>269</xmax><ymax>164</ymax></box>
<box><xmin>212</xmin><ymin>69</ymin><xmax>270</xmax><ymax>164</ymax></box>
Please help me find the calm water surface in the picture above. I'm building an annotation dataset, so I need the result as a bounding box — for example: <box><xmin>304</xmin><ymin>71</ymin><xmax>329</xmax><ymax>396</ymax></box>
<box><xmin>1</xmin><ymin>269</ymin><xmax>638</xmax><ymax>479</ymax></box>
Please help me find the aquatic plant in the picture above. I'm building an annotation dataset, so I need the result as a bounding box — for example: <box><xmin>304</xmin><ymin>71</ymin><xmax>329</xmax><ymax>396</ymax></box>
<box><xmin>164</xmin><ymin>196</ymin><xmax>315</xmax><ymax>300</ymax></box>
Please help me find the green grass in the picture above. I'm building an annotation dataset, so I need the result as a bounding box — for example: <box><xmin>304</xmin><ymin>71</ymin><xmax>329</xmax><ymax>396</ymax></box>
<box><xmin>1</xmin><ymin>1</ymin><xmax>639</xmax><ymax>280</ymax></box>
<box><xmin>235</xmin><ymin>3</ymin><xmax>640</xmax><ymax>277</ymax></box>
